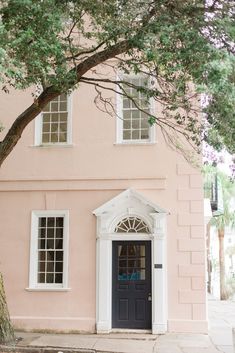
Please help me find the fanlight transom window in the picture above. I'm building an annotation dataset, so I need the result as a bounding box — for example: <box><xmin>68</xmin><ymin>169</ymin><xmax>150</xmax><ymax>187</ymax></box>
<box><xmin>115</xmin><ymin>217</ymin><xmax>150</xmax><ymax>233</ymax></box>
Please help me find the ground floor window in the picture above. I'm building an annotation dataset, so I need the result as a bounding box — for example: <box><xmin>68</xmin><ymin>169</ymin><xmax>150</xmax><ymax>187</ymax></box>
<box><xmin>29</xmin><ymin>210</ymin><xmax>69</xmax><ymax>289</ymax></box>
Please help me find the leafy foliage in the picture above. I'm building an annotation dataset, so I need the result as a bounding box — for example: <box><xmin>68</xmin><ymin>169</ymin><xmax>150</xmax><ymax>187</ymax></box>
<box><xmin>0</xmin><ymin>0</ymin><xmax>234</xmax><ymax>161</ymax></box>
<box><xmin>205</xmin><ymin>167</ymin><xmax>235</xmax><ymax>230</ymax></box>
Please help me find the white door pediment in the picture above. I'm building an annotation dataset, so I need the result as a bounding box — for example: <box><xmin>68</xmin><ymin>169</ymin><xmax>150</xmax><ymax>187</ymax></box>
<box><xmin>93</xmin><ymin>188</ymin><xmax>168</xmax><ymax>334</ymax></box>
<box><xmin>93</xmin><ymin>188</ymin><xmax>168</xmax><ymax>234</ymax></box>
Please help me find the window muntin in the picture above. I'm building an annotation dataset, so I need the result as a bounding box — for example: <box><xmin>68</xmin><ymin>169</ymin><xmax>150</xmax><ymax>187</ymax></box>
<box><xmin>30</xmin><ymin>211</ymin><xmax>69</xmax><ymax>289</ymax></box>
<box><xmin>118</xmin><ymin>244</ymin><xmax>146</xmax><ymax>281</ymax></box>
<box><xmin>37</xmin><ymin>217</ymin><xmax>64</xmax><ymax>284</ymax></box>
<box><xmin>41</xmin><ymin>94</ymin><xmax>68</xmax><ymax>144</ymax></box>
<box><xmin>122</xmin><ymin>77</ymin><xmax>151</xmax><ymax>141</ymax></box>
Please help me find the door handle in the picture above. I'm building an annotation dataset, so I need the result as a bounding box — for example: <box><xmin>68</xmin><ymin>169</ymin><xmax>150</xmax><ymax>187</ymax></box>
<box><xmin>148</xmin><ymin>293</ymin><xmax>152</xmax><ymax>301</ymax></box>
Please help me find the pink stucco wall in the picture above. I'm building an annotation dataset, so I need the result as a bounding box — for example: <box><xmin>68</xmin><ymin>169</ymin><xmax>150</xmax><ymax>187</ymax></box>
<box><xmin>0</xmin><ymin>83</ymin><xmax>207</xmax><ymax>333</ymax></box>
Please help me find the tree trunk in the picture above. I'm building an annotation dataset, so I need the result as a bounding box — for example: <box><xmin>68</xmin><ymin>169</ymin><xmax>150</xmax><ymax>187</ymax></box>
<box><xmin>218</xmin><ymin>229</ymin><xmax>228</xmax><ymax>300</ymax></box>
<box><xmin>0</xmin><ymin>273</ymin><xmax>15</xmax><ymax>344</ymax></box>
<box><xmin>0</xmin><ymin>39</ymin><xmax>131</xmax><ymax>168</ymax></box>
<box><xmin>206</xmin><ymin>223</ymin><xmax>212</xmax><ymax>294</ymax></box>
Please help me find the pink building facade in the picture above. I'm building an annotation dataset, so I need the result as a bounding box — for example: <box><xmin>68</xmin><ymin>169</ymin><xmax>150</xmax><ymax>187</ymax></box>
<box><xmin>0</xmin><ymin>80</ymin><xmax>207</xmax><ymax>334</ymax></box>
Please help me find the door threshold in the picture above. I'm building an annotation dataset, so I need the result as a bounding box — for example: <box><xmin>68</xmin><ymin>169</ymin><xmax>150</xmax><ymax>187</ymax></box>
<box><xmin>111</xmin><ymin>329</ymin><xmax>152</xmax><ymax>334</ymax></box>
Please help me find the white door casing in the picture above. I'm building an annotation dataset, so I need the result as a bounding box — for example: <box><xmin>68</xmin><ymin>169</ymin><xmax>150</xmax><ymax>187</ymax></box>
<box><xmin>93</xmin><ymin>189</ymin><xmax>168</xmax><ymax>334</ymax></box>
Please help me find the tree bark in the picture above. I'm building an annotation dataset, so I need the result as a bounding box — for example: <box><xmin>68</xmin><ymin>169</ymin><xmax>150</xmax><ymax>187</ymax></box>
<box><xmin>0</xmin><ymin>273</ymin><xmax>15</xmax><ymax>344</ymax></box>
<box><xmin>218</xmin><ymin>229</ymin><xmax>228</xmax><ymax>300</ymax></box>
<box><xmin>0</xmin><ymin>39</ymin><xmax>132</xmax><ymax>168</ymax></box>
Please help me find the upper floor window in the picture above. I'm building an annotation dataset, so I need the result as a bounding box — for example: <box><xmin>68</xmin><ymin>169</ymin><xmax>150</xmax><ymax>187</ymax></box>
<box><xmin>116</xmin><ymin>75</ymin><xmax>155</xmax><ymax>144</ymax></box>
<box><xmin>29</xmin><ymin>210</ymin><xmax>69</xmax><ymax>290</ymax></box>
<box><xmin>35</xmin><ymin>94</ymin><xmax>72</xmax><ymax>146</ymax></box>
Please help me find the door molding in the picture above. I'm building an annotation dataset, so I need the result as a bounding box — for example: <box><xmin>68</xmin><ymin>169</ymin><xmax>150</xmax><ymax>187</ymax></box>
<box><xmin>93</xmin><ymin>189</ymin><xmax>168</xmax><ymax>334</ymax></box>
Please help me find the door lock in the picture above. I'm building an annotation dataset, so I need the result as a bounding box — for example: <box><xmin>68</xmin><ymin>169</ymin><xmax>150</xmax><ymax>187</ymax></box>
<box><xmin>148</xmin><ymin>293</ymin><xmax>152</xmax><ymax>301</ymax></box>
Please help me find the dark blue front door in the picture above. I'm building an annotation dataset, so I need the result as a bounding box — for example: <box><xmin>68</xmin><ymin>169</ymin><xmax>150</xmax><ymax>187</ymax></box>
<box><xmin>112</xmin><ymin>241</ymin><xmax>151</xmax><ymax>329</ymax></box>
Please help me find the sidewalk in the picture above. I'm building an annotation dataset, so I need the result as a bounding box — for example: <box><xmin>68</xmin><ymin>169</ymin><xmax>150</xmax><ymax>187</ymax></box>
<box><xmin>1</xmin><ymin>298</ymin><xmax>234</xmax><ymax>353</ymax></box>
<box><xmin>208</xmin><ymin>298</ymin><xmax>234</xmax><ymax>353</ymax></box>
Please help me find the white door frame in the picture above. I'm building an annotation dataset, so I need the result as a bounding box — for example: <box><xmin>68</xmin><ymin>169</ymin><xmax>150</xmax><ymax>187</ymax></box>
<box><xmin>95</xmin><ymin>213</ymin><xmax>167</xmax><ymax>334</ymax></box>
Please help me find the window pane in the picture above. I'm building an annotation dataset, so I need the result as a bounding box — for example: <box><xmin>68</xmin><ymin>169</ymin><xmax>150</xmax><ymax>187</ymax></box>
<box><xmin>47</xmin><ymin>261</ymin><xmax>54</xmax><ymax>272</ymax></box>
<box><xmin>60</xmin><ymin>102</ymin><xmax>67</xmax><ymax>111</ymax></box>
<box><xmin>42</xmin><ymin>123</ymin><xmax>50</xmax><ymax>133</ymax></box>
<box><xmin>55</xmin><ymin>262</ymin><xmax>63</xmax><ymax>272</ymax></box>
<box><xmin>43</xmin><ymin>113</ymin><xmax>50</xmax><ymax>123</ymax></box>
<box><xmin>141</xmin><ymin>118</ymin><xmax>149</xmax><ymax>129</ymax></box>
<box><xmin>39</xmin><ymin>218</ymin><xmax>46</xmax><ymax>227</ymax></box>
<box><xmin>38</xmin><ymin>228</ymin><xmax>46</xmax><ymax>238</ymax></box>
<box><xmin>123</xmin><ymin>130</ymin><xmax>131</xmax><ymax>140</ymax></box>
<box><xmin>123</xmin><ymin>110</ymin><xmax>131</xmax><ymax>120</ymax></box>
<box><xmin>123</xmin><ymin>120</ymin><xmax>131</xmax><ymax>129</ymax></box>
<box><xmin>47</xmin><ymin>218</ymin><xmax>55</xmax><ymax>227</ymax></box>
<box><xmin>55</xmin><ymin>238</ymin><xmax>63</xmax><ymax>249</ymax></box>
<box><xmin>118</xmin><ymin>268</ymin><xmax>127</xmax><ymax>280</ymax></box>
<box><xmin>38</xmin><ymin>251</ymin><xmax>46</xmax><ymax>261</ymax></box>
<box><xmin>38</xmin><ymin>239</ymin><xmax>45</xmax><ymax>249</ymax></box>
<box><xmin>42</xmin><ymin>133</ymin><xmax>50</xmax><ymax>143</ymax></box>
<box><xmin>132</xmin><ymin>119</ymin><xmax>140</xmax><ymax>129</ymax></box>
<box><xmin>132</xmin><ymin>110</ymin><xmax>140</xmax><ymax>119</ymax></box>
<box><xmin>56</xmin><ymin>251</ymin><xmax>63</xmax><ymax>261</ymax></box>
<box><xmin>140</xmin><ymin>269</ymin><xmax>145</xmax><ymax>280</ymax></box>
<box><xmin>47</xmin><ymin>251</ymin><xmax>55</xmax><ymax>262</ymax></box>
<box><xmin>38</xmin><ymin>273</ymin><xmax>45</xmax><ymax>283</ymax></box>
<box><xmin>51</xmin><ymin>102</ymin><xmax>59</xmax><ymax>111</ymax></box>
<box><xmin>51</xmin><ymin>123</ymin><xmax>58</xmax><ymax>132</ymax></box>
<box><xmin>60</xmin><ymin>113</ymin><xmax>67</xmax><ymax>122</ymax></box>
<box><xmin>123</xmin><ymin>99</ymin><xmax>130</xmax><ymax>109</ymax></box>
<box><xmin>46</xmin><ymin>239</ymin><xmax>54</xmax><ymax>250</ymax></box>
<box><xmin>131</xmin><ymin>99</ymin><xmax>139</xmax><ymax>109</ymax></box>
<box><xmin>117</xmin><ymin>243</ymin><xmax>146</xmax><ymax>281</ymax></box>
<box><xmin>132</xmin><ymin>130</ymin><xmax>139</xmax><ymax>139</ymax></box>
<box><xmin>51</xmin><ymin>113</ymin><xmax>59</xmax><ymax>122</ymax></box>
<box><xmin>56</xmin><ymin>218</ymin><xmax>64</xmax><ymax>227</ymax></box>
<box><xmin>56</xmin><ymin>228</ymin><xmax>63</xmax><ymax>238</ymax></box>
<box><xmin>41</xmin><ymin>95</ymin><xmax>68</xmax><ymax>144</ymax></box>
<box><xmin>141</xmin><ymin>129</ymin><xmax>149</xmax><ymax>139</ymax></box>
<box><xmin>36</xmin><ymin>215</ymin><xmax>65</xmax><ymax>287</ymax></box>
<box><xmin>60</xmin><ymin>123</ymin><xmax>67</xmax><ymax>132</ymax></box>
<box><xmin>55</xmin><ymin>273</ymin><xmax>63</xmax><ymax>283</ymax></box>
<box><xmin>46</xmin><ymin>273</ymin><xmax>54</xmax><ymax>283</ymax></box>
<box><xmin>59</xmin><ymin>132</ymin><xmax>67</xmax><ymax>143</ymax></box>
<box><xmin>51</xmin><ymin>133</ymin><xmax>59</xmax><ymax>143</ymax></box>
<box><xmin>122</xmin><ymin>76</ymin><xmax>150</xmax><ymax>141</ymax></box>
<box><xmin>38</xmin><ymin>262</ymin><xmax>46</xmax><ymax>272</ymax></box>
<box><xmin>47</xmin><ymin>228</ymin><xmax>55</xmax><ymax>238</ymax></box>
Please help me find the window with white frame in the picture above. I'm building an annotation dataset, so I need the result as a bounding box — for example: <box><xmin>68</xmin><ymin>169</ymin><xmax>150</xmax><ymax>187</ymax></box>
<box><xmin>29</xmin><ymin>211</ymin><xmax>69</xmax><ymax>289</ymax></box>
<box><xmin>35</xmin><ymin>94</ymin><xmax>72</xmax><ymax>145</ymax></box>
<box><xmin>117</xmin><ymin>76</ymin><xmax>154</xmax><ymax>143</ymax></box>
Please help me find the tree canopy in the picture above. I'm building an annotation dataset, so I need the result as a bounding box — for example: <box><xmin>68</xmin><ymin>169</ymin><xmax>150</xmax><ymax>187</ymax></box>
<box><xmin>0</xmin><ymin>0</ymin><xmax>234</xmax><ymax>165</ymax></box>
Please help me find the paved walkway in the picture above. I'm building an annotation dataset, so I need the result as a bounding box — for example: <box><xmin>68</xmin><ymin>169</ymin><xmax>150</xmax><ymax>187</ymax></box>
<box><xmin>2</xmin><ymin>298</ymin><xmax>234</xmax><ymax>353</ymax></box>
<box><xmin>208</xmin><ymin>298</ymin><xmax>234</xmax><ymax>353</ymax></box>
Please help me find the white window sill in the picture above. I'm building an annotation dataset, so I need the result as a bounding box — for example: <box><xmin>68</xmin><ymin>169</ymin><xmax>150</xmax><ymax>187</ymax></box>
<box><xmin>114</xmin><ymin>142</ymin><xmax>157</xmax><ymax>146</ymax></box>
<box><xmin>25</xmin><ymin>287</ymin><xmax>71</xmax><ymax>292</ymax></box>
<box><xmin>29</xmin><ymin>144</ymin><xmax>74</xmax><ymax>149</ymax></box>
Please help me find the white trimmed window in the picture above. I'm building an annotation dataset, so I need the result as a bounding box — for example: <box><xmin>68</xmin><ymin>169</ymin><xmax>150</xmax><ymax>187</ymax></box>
<box><xmin>35</xmin><ymin>94</ymin><xmax>72</xmax><ymax>146</ymax></box>
<box><xmin>29</xmin><ymin>211</ymin><xmax>69</xmax><ymax>289</ymax></box>
<box><xmin>116</xmin><ymin>76</ymin><xmax>155</xmax><ymax>143</ymax></box>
